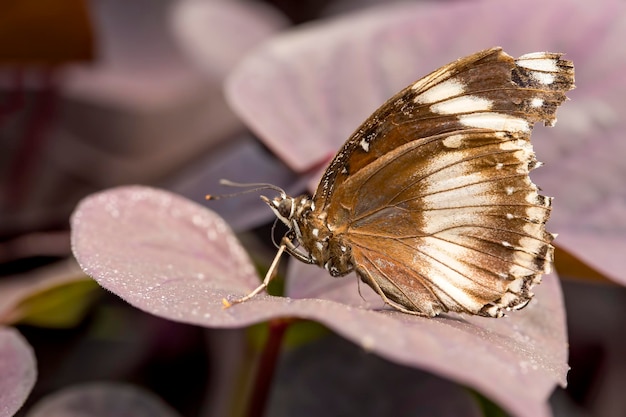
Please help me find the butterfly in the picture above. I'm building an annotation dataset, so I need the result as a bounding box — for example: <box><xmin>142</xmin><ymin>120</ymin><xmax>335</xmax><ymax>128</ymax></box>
<box><xmin>221</xmin><ymin>47</ymin><xmax>575</xmax><ymax>317</ymax></box>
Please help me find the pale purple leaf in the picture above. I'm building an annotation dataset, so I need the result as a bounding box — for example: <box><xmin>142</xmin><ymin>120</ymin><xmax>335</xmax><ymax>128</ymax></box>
<box><xmin>226</xmin><ymin>0</ymin><xmax>626</xmax><ymax>283</ymax></box>
<box><xmin>71</xmin><ymin>186</ymin><xmax>567</xmax><ymax>417</ymax></box>
<box><xmin>26</xmin><ymin>382</ymin><xmax>181</xmax><ymax>417</ymax></box>
<box><xmin>71</xmin><ymin>186</ymin><xmax>261</xmax><ymax>321</ymax></box>
<box><xmin>0</xmin><ymin>328</ymin><xmax>36</xmax><ymax>417</ymax></box>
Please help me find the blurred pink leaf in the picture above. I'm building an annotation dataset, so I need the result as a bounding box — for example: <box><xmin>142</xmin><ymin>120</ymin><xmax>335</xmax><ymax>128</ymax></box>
<box><xmin>0</xmin><ymin>327</ymin><xmax>36</xmax><ymax>417</ymax></box>
<box><xmin>57</xmin><ymin>0</ymin><xmax>246</xmax><ymax>164</ymax></box>
<box><xmin>71</xmin><ymin>186</ymin><xmax>567</xmax><ymax>417</ymax></box>
<box><xmin>26</xmin><ymin>382</ymin><xmax>181</xmax><ymax>417</ymax></box>
<box><xmin>0</xmin><ymin>231</ymin><xmax>71</xmax><ymax>263</ymax></box>
<box><xmin>0</xmin><ymin>0</ymin><xmax>285</xmax><ymax>236</ymax></box>
<box><xmin>226</xmin><ymin>0</ymin><xmax>626</xmax><ymax>285</ymax></box>
<box><xmin>171</xmin><ymin>0</ymin><xmax>288</xmax><ymax>78</ymax></box>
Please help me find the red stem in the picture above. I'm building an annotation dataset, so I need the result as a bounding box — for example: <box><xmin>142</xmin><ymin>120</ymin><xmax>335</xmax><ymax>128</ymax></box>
<box><xmin>245</xmin><ymin>318</ymin><xmax>292</xmax><ymax>417</ymax></box>
<box><xmin>5</xmin><ymin>69</ymin><xmax>58</xmax><ymax>209</ymax></box>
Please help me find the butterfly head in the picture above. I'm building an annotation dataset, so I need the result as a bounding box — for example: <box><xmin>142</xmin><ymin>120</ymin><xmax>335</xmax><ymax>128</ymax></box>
<box><xmin>262</xmin><ymin>193</ymin><xmax>317</xmax><ymax>246</ymax></box>
<box><xmin>261</xmin><ymin>194</ymin><xmax>295</xmax><ymax>227</ymax></box>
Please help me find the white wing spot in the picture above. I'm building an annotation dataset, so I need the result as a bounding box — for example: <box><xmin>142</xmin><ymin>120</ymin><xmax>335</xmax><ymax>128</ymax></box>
<box><xmin>442</xmin><ymin>134</ymin><xmax>464</xmax><ymax>148</ymax></box>
<box><xmin>523</xmin><ymin>222</ymin><xmax>542</xmax><ymax>236</ymax></box>
<box><xmin>495</xmin><ymin>162</ymin><xmax>504</xmax><ymax>170</ymax></box>
<box><xmin>485</xmin><ymin>305</ymin><xmax>501</xmax><ymax>317</ymax></box>
<box><xmin>458</xmin><ymin>113</ymin><xmax>530</xmax><ymax>133</ymax></box>
<box><xmin>516</xmin><ymin>54</ymin><xmax>559</xmax><ymax>85</ymax></box>
<box><xmin>517</xmin><ymin>55</ymin><xmax>559</xmax><ymax>72</ymax></box>
<box><xmin>530</xmin><ymin>71</ymin><xmax>555</xmax><ymax>85</ymax></box>
<box><xmin>499</xmin><ymin>292</ymin><xmax>518</xmax><ymax>306</ymax></box>
<box><xmin>312</xmin><ymin>228</ymin><xmax>319</xmax><ymax>237</ymax></box>
<box><xmin>414</xmin><ymin>79</ymin><xmax>465</xmax><ymax>104</ymax></box>
<box><xmin>508</xmin><ymin>278</ymin><xmax>524</xmax><ymax>293</ymax></box>
<box><xmin>505</xmin><ymin>186</ymin><xmax>515</xmax><ymax>195</ymax></box>
<box><xmin>315</xmin><ymin>241</ymin><xmax>324</xmax><ymax>251</ymax></box>
<box><xmin>430</xmin><ymin>95</ymin><xmax>492</xmax><ymax>115</ymax></box>
<box><xmin>360</xmin><ymin>138</ymin><xmax>370</xmax><ymax>152</ymax></box>
<box><xmin>531</xmin><ymin>97</ymin><xmax>544</xmax><ymax>108</ymax></box>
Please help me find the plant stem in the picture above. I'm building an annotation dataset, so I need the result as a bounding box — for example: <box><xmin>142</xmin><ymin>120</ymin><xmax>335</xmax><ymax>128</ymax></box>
<box><xmin>245</xmin><ymin>318</ymin><xmax>293</xmax><ymax>417</ymax></box>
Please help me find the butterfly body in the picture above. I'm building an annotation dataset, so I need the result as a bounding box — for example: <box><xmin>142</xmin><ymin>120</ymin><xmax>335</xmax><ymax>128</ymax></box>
<box><xmin>265</xmin><ymin>194</ymin><xmax>355</xmax><ymax>277</ymax></box>
<box><xmin>238</xmin><ymin>47</ymin><xmax>574</xmax><ymax>318</ymax></box>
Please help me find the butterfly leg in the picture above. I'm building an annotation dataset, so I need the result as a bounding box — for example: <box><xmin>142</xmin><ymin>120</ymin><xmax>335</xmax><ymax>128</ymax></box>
<box><xmin>356</xmin><ymin>268</ymin><xmax>431</xmax><ymax>317</ymax></box>
<box><xmin>222</xmin><ymin>240</ymin><xmax>288</xmax><ymax>308</ymax></box>
<box><xmin>283</xmin><ymin>237</ymin><xmax>316</xmax><ymax>264</ymax></box>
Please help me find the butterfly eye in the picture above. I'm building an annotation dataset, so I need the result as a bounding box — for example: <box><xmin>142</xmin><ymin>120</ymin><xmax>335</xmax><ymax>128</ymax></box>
<box><xmin>276</xmin><ymin>199</ymin><xmax>294</xmax><ymax>220</ymax></box>
<box><xmin>297</xmin><ymin>197</ymin><xmax>313</xmax><ymax>217</ymax></box>
<box><xmin>263</xmin><ymin>195</ymin><xmax>295</xmax><ymax>227</ymax></box>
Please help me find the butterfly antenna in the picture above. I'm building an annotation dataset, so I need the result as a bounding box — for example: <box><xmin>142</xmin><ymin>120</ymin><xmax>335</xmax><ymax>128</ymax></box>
<box><xmin>270</xmin><ymin>217</ymin><xmax>281</xmax><ymax>249</ymax></box>
<box><xmin>205</xmin><ymin>179</ymin><xmax>286</xmax><ymax>200</ymax></box>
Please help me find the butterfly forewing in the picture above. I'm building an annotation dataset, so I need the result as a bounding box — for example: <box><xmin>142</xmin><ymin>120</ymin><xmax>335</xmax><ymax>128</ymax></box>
<box><xmin>305</xmin><ymin>47</ymin><xmax>574</xmax><ymax>317</ymax></box>
<box><xmin>315</xmin><ymin>47</ymin><xmax>572</xmax><ymax>206</ymax></box>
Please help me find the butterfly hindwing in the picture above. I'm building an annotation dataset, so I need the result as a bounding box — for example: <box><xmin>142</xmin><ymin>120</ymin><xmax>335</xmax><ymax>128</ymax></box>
<box><xmin>336</xmin><ymin>130</ymin><xmax>553</xmax><ymax>316</ymax></box>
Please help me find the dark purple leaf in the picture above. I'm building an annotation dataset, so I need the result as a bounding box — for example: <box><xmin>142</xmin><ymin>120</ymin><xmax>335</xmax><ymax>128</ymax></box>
<box><xmin>269</xmin><ymin>333</ymin><xmax>484</xmax><ymax>417</ymax></box>
<box><xmin>165</xmin><ymin>134</ymin><xmax>305</xmax><ymax>232</ymax></box>
<box><xmin>226</xmin><ymin>0</ymin><xmax>626</xmax><ymax>285</ymax></box>
<box><xmin>71</xmin><ymin>186</ymin><xmax>567</xmax><ymax>417</ymax></box>
<box><xmin>0</xmin><ymin>231</ymin><xmax>71</xmax><ymax>264</ymax></box>
<box><xmin>0</xmin><ymin>328</ymin><xmax>36</xmax><ymax>417</ymax></box>
<box><xmin>26</xmin><ymin>382</ymin><xmax>181</xmax><ymax>417</ymax></box>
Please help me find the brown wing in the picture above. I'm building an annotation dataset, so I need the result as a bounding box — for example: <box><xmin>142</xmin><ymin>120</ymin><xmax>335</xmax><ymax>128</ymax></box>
<box><xmin>317</xmin><ymin>48</ymin><xmax>574</xmax><ymax>317</ymax></box>
<box><xmin>314</xmin><ymin>47</ymin><xmax>573</xmax><ymax>211</ymax></box>
<box><xmin>341</xmin><ymin>130</ymin><xmax>554</xmax><ymax>317</ymax></box>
